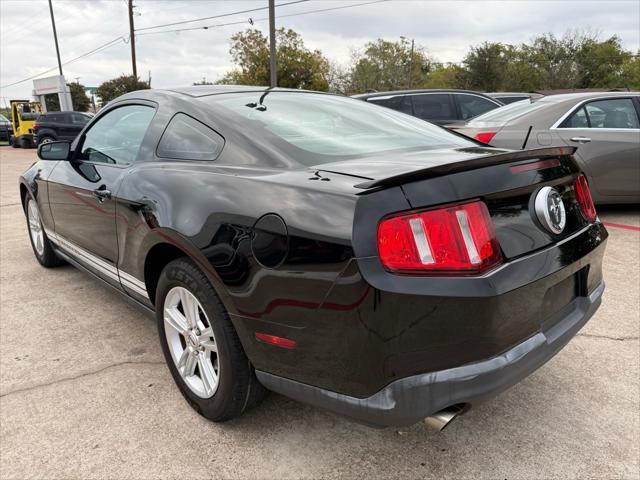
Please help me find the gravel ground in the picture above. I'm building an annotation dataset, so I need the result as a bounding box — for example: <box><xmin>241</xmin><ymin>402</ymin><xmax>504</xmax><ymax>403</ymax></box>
<box><xmin>1</xmin><ymin>147</ymin><xmax>638</xmax><ymax>479</ymax></box>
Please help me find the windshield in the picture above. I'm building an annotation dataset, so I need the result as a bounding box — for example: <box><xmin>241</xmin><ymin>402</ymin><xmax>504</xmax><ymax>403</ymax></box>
<box><xmin>469</xmin><ymin>99</ymin><xmax>546</xmax><ymax>123</ymax></box>
<box><xmin>204</xmin><ymin>92</ymin><xmax>474</xmax><ymax>165</ymax></box>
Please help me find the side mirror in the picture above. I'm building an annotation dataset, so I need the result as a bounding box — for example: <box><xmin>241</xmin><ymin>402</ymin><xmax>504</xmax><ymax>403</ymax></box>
<box><xmin>37</xmin><ymin>141</ymin><xmax>71</xmax><ymax>161</ymax></box>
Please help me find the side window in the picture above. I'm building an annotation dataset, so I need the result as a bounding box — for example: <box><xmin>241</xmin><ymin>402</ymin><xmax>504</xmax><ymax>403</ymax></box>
<box><xmin>561</xmin><ymin>106</ymin><xmax>589</xmax><ymax>128</ymax></box>
<box><xmin>78</xmin><ymin>105</ymin><xmax>154</xmax><ymax>166</ymax></box>
<box><xmin>585</xmin><ymin>99</ymin><xmax>639</xmax><ymax>129</ymax></box>
<box><xmin>71</xmin><ymin>113</ymin><xmax>90</xmax><ymax>125</ymax></box>
<box><xmin>368</xmin><ymin>96</ymin><xmax>413</xmax><ymax>115</ymax></box>
<box><xmin>156</xmin><ymin>113</ymin><xmax>224</xmax><ymax>161</ymax></box>
<box><xmin>458</xmin><ymin>94</ymin><xmax>499</xmax><ymax>120</ymax></box>
<box><xmin>410</xmin><ymin>94</ymin><xmax>454</xmax><ymax>121</ymax></box>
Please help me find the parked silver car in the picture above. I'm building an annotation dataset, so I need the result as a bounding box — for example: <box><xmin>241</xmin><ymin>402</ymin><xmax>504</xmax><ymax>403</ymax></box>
<box><xmin>450</xmin><ymin>93</ymin><xmax>640</xmax><ymax>204</ymax></box>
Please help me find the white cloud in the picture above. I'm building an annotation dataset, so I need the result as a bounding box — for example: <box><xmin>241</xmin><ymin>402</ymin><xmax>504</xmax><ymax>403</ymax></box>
<box><xmin>1</xmin><ymin>0</ymin><xmax>638</xmax><ymax>102</ymax></box>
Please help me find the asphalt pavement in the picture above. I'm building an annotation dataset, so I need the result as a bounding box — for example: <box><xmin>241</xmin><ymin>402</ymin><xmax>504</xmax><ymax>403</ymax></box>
<box><xmin>1</xmin><ymin>147</ymin><xmax>638</xmax><ymax>479</ymax></box>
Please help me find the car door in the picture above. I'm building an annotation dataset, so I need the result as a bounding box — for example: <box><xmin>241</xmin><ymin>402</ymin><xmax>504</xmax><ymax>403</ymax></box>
<box><xmin>553</xmin><ymin>97</ymin><xmax>640</xmax><ymax>200</ymax></box>
<box><xmin>46</xmin><ymin>102</ymin><xmax>156</xmax><ymax>289</ymax></box>
<box><xmin>54</xmin><ymin>113</ymin><xmax>71</xmax><ymax>140</ymax></box>
<box><xmin>409</xmin><ymin>93</ymin><xmax>457</xmax><ymax>125</ymax></box>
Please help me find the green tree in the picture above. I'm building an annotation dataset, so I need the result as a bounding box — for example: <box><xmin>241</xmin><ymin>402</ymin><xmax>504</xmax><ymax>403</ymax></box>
<box><xmin>96</xmin><ymin>75</ymin><xmax>150</xmax><ymax>106</ymax></box>
<box><xmin>620</xmin><ymin>53</ymin><xmax>640</xmax><ymax>90</ymax></box>
<box><xmin>218</xmin><ymin>28</ymin><xmax>330</xmax><ymax>91</ymax></box>
<box><xmin>459</xmin><ymin>42</ymin><xmax>510</xmax><ymax>91</ymax></box>
<box><xmin>44</xmin><ymin>82</ymin><xmax>91</xmax><ymax>111</ymax></box>
<box><xmin>575</xmin><ymin>36</ymin><xmax>629</xmax><ymax>88</ymax></box>
<box><xmin>347</xmin><ymin>37</ymin><xmax>432</xmax><ymax>94</ymax></box>
<box><xmin>421</xmin><ymin>64</ymin><xmax>465</xmax><ymax>89</ymax></box>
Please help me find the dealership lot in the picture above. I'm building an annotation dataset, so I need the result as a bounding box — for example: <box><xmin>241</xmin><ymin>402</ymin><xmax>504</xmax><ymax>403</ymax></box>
<box><xmin>1</xmin><ymin>148</ymin><xmax>638</xmax><ymax>478</ymax></box>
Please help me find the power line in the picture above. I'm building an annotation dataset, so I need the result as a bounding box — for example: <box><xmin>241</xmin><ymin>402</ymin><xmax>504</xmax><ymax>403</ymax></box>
<box><xmin>135</xmin><ymin>0</ymin><xmax>309</xmax><ymax>32</ymax></box>
<box><xmin>1</xmin><ymin>36</ymin><xmax>128</xmax><ymax>89</ymax></box>
<box><xmin>136</xmin><ymin>0</ymin><xmax>389</xmax><ymax>37</ymax></box>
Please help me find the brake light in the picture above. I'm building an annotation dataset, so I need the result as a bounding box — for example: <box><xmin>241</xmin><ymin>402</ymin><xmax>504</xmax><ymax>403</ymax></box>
<box><xmin>473</xmin><ymin>132</ymin><xmax>497</xmax><ymax>144</ymax></box>
<box><xmin>377</xmin><ymin>200</ymin><xmax>503</xmax><ymax>274</ymax></box>
<box><xmin>33</xmin><ymin>122</ymin><xmax>40</xmax><ymax>132</ymax></box>
<box><xmin>574</xmin><ymin>175</ymin><xmax>597</xmax><ymax>222</ymax></box>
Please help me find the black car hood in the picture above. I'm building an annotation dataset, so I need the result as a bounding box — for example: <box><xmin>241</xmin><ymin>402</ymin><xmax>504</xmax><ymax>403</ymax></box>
<box><xmin>314</xmin><ymin>146</ymin><xmax>576</xmax><ymax>190</ymax></box>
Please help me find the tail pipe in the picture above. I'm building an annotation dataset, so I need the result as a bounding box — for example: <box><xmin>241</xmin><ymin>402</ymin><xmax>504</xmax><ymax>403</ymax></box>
<box><xmin>424</xmin><ymin>404</ymin><xmax>467</xmax><ymax>431</ymax></box>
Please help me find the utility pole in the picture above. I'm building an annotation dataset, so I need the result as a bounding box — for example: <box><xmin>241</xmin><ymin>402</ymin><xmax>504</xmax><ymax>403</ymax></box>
<box><xmin>48</xmin><ymin>0</ymin><xmax>63</xmax><ymax>76</ymax></box>
<box><xmin>128</xmin><ymin>0</ymin><xmax>138</xmax><ymax>79</ymax></box>
<box><xmin>48</xmin><ymin>0</ymin><xmax>72</xmax><ymax>111</ymax></box>
<box><xmin>408</xmin><ymin>39</ymin><xmax>415</xmax><ymax>89</ymax></box>
<box><xmin>268</xmin><ymin>0</ymin><xmax>276</xmax><ymax>88</ymax></box>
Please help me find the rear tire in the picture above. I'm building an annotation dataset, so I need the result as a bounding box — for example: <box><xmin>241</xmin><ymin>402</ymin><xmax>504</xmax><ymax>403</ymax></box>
<box><xmin>156</xmin><ymin>258</ymin><xmax>266</xmax><ymax>422</ymax></box>
<box><xmin>38</xmin><ymin>135</ymin><xmax>54</xmax><ymax>146</ymax></box>
<box><xmin>25</xmin><ymin>197</ymin><xmax>63</xmax><ymax>268</ymax></box>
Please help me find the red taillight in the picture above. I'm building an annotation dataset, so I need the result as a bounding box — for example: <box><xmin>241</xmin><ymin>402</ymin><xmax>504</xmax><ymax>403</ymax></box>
<box><xmin>33</xmin><ymin>122</ymin><xmax>40</xmax><ymax>131</ymax></box>
<box><xmin>377</xmin><ymin>200</ymin><xmax>503</xmax><ymax>275</ymax></box>
<box><xmin>473</xmin><ymin>131</ymin><xmax>497</xmax><ymax>144</ymax></box>
<box><xmin>255</xmin><ymin>332</ymin><xmax>296</xmax><ymax>349</ymax></box>
<box><xmin>574</xmin><ymin>174</ymin><xmax>597</xmax><ymax>222</ymax></box>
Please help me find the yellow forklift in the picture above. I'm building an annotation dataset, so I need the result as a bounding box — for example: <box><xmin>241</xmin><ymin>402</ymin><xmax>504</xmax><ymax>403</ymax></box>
<box><xmin>9</xmin><ymin>100</ymin><xmax>43</xmax><ymax>148</ymax></box>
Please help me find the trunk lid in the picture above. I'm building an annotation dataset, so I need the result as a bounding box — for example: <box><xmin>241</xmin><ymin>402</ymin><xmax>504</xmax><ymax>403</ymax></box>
<box><xmin>318</xmin><ymin>146</ymin><xmax>588</xmax><ymax>261</ymax></box>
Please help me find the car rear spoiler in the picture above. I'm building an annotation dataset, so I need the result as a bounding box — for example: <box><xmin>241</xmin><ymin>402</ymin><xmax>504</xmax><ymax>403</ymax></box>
<box><xmin>354</xmin><ymin>146</ymin><xmax>577</xmax><ymax>190</ymax></box>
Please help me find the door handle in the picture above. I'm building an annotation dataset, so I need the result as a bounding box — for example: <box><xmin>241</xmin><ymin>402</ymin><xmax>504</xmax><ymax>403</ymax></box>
<box><xmin>570</xmin><ymin>136</ymin><xmax>592</xmax><ymax>144</ymax></box>
<box><xmin>92</xmin><ymin>187</ymin><xmax>112</xmax><ymax>202</ymax></box>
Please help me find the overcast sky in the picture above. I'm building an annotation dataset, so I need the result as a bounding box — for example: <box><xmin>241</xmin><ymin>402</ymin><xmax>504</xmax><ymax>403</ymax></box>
<box><xmin>1</xmin><ymin>0</ymin><xmax>639</xmax><ymax>102</ymax></box>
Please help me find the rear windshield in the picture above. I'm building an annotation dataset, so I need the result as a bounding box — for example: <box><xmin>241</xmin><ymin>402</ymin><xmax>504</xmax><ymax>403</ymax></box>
<box><xmin>204</xmin><ymin>92</ymin><xmax>473</xmax><ymax>164</ymax></box>
<box><xmin>469</xmin><ymin>99</ymin><xmax>546</xmax><ymax>123</ymax></box>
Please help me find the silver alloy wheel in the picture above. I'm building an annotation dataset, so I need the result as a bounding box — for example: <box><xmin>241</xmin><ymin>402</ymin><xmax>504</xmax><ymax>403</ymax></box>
<box><xmin>163</xmin><ymin>286</ymin><xmax>220</xmax><ymax>398</ymax></box>
<box><xmin>40</xmin><ymin>137</ymin><xmax>52</xmax><ymax>145</ymax></box>
<box><xmin>27</xmin><ymin>200</ymin><xmax>45</xmax><ymax>256</ymax></box>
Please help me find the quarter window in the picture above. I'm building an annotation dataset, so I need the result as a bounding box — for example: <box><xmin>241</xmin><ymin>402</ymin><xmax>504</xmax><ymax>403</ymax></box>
<box><xmin>410</xmin><ymin>94</ymin><xmax>454</xmax><ymax>121</ymax></box>
<box><xmin>561</xmin><ymin>98</ymin><xmax>639</xmax><ymax>129</ymax></box>
<box><xmin>367</xmin><ymin>96</ymin><xmax>413</xmax><ymax>115</ymax></box>
<box><xmin>78</xmin><ymin>105</ymin><xmax>154</xmax><ymax>165</ymax></box>
<box><xmin>71</xmin><ymin>113</ymin><xmax>90</xmax><ymax>125</ymax></box>
<box><xmin>157</xmin><ymin>113</ymin><xmax>224</xmax><ymax>161</ymax></box>
<box><xmin>458</xmin><ymin>94</ymin><xmax>499</xmax><ymax>120</ymax></box>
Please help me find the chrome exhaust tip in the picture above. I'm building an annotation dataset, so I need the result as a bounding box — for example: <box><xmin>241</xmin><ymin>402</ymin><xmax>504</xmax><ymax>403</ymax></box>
<box><xmin>424</xmin><ymin>405</ymin><xmax>466</xmax><ymax>431</ymax></box>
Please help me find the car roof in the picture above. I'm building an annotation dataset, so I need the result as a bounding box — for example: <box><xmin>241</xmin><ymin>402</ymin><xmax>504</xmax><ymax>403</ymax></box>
<box><xmin>537</xmin><ymin>91</ymin><xmax>640</xmax><ymax>104</ymax></box>
<box><xmin>352</xmin><ymin>89</ymin><xmax>494</xmax><ymax>99</ymax></box>
<box><xmin>165</xmin><ymin>85</ymin><xmax>328</xmax><ymax>98</ymax></box>
<box><xmin>488</xmin><ymin>92</ymin><xmax>532</xmax><ymax>96</ymax></box>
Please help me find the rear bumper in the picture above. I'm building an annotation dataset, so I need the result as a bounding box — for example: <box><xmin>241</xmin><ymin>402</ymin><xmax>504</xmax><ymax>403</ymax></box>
<box><xmin>256</xmin><ymin>280</ymin><xmax>604</xmax><ymax>427</ymax></box>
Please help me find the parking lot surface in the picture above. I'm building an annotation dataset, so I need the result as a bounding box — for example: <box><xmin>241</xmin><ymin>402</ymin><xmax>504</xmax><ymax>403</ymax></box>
<box><xmin>1</xmin><ymin>148</ymin><xmax>638</xmax><ymax>479</ymax></box>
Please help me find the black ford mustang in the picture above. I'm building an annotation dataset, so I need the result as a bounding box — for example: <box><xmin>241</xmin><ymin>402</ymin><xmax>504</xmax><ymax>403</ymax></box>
<box><xmin>20</xmin><ymin>86</ymin><xmax>607</xmax><ymax>429</ymax></box>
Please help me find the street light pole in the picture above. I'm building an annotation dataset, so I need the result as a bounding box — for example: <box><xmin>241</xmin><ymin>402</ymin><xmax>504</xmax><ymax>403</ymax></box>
<box><xmin>128</xmin><ymin>0</ymin><xmax>138</xmax><ymax>79</ymax></box>
<box><xmin>48</xmin><ymin>0</ymin><xmax>63</xmax><ymax>76</ymax></box>
<box><xmin>268</xmin><ymin>0</ymin><xmax>276</xmax><ymax>88</ymax></box>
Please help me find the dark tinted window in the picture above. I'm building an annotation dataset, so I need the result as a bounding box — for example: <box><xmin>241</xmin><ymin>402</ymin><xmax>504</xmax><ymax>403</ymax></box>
<box><xmin>44</xmin><ymin>113</ymin><xmax>64</xmax><ymax>123</ymax></box>
<box><xmin>585</xmin><ymin>99</ymin><xmax>639</xmax><ymax>129</ymax></box>
<box><xmin>458</xmin><ymin>94</ymin><xmax>499</xmax><ymax>120</ymax></box>
<box><xmin>410</xmin><ymin>94</ymin><xmax>454</xmax><ymax>121</ymax></box>
<box><xmin>79</xmin><ymin>105</ymin><xmax>154</xmax><ymax>165</ymax></box>
<box><xmin>497</xmin><ymin>96</ymin><xmax>528</xmax><ymax>105</ymax></box>
<box><xmin>367</xmin><ymin>95</ymin><xmax>413</xmax><ymax>115</ymax></box>
<box><xmin>71</xmin><ymin>113</ymin><xmax>90</xmax><ymax>125</ymax></box>
<box><xmin>157</xmin><ymin>113</ymin><xmax>224</xmax><ymax>161</ymax></box>
<box><xmin>561</xmin><ymin>99</ymin><xmax>639</xmax><ymax>129</ymax></box>
<box><xmin>562</xmin><ymin>106</ymin><xmax>589</xmax><ymax>128</ymax></box>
